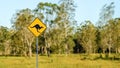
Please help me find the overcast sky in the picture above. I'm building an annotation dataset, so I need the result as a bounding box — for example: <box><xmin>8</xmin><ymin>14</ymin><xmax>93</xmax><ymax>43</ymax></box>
<box><xmin>0</xmin><ymin>0</ymin><xmax>120</xmax><ymax>28</ymax></box>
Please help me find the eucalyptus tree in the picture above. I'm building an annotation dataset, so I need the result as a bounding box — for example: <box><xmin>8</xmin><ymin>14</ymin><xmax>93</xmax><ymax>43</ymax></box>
<box><xmin>34</xmin><ymin>0</ymin><xmax>76</xmax><ymax>54</ymax></box>
<box><xmin>77</xmin><ymin>21</ymin><xmax>97</xmax><ymax>54</ymax></box>
<box><xmin>98</xmin><ymin>2</ymin><xmax>114</xmax><ymax>26</ymax></box>
<box><xmin>111</xmin><ymin>18</ymin><xmax>120</xmax><ymax>54</ymax></box>
<box><xmin>34</xmin><ymin>2</ymin><xmax>60</xmax><ymax>54</ymax></box>
<box><xmin>99</xmin><ymin>25</ymin><xmax>109</xmax><ymax>53</ymax></box>
<box><xmin>97</xmin><ymin>2</ymin><xmax>115</xmax><ymax>55</ymax></box>
<box><xmin>11</xmin><ymin>8</ymin><xmax>35</xmax><ymax>57</ymax></box>
<box><xmin>11</xmin><ymin>30</ymin><xmax>24</xmax><ymax>56</ymax></box>
<box><xmin>115</xmin><ymin>18</ymin><xmax>120</xmax><ymax>53</ymax></box>
<box><xmin>0</xmin><ymin>26</ymin><xmax>11</xmax><ymax>55</ymax></box>
<box><xmin>56</xmin><ymin>0</ymin><xmax>76</xmax><ymax>54</ymax></box>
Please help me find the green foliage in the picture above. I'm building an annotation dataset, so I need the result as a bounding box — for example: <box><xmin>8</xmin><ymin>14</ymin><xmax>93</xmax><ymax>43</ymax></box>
<box><xmin>98</xmin><ymin>2</ymin><xmax>114</xmax><ymax>26</ymax></box>
<box><xmin>34</xmin><ymin>0</ymin><xmax>76</xmax><ymax>54</ymax></box>
<box><xmin>76</xmin><ymin>21</ymin><xmax>97</xmax><ymax>54</ymax></box>
<box><xmin>1</xmin><ymin>1</ymin><xmax>120</xmax><ymax>56</ymax></box>
<box><xmin>0</xmin><ymin>26</ymin><xmax>11</xmax><ymax>55</ymax></box>
<box><xmin>11</xmin><ymin>8</ymin><xmax>35</xmax><ymax>57</ymax></box>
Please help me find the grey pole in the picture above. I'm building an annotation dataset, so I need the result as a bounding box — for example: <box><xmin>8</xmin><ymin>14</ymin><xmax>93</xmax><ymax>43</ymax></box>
<box><xmin>36</xmin><ymin>37</ymin><xmax>38</xmax><ymax>68</ymax></box>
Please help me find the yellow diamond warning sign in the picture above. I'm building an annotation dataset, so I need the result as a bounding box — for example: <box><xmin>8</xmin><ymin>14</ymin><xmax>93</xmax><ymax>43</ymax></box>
<box><xmin>28</xmin><ymin>18</ymin><xmax>46</xmax><ymax>37</ymax></box>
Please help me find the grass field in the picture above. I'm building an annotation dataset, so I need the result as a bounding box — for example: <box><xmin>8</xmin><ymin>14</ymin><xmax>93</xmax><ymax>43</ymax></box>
<box><xmin>0</xmin><ymin>54</ymin><xmax>120</xmax><ymax>68</ymax></box>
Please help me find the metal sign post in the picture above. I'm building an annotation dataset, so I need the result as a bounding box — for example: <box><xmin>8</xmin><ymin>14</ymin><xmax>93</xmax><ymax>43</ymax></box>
<box><xmin>36</xmin><ymin>37</ymin><xmax>38</xmax><ymax>68</ymax></box>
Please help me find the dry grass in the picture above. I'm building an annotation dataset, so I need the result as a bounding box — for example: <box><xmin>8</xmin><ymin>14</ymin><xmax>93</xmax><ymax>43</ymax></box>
<box><xmin>0</xmin><ymin>54</ymin><xmax>120</xmax><ymax>68</ymax></box>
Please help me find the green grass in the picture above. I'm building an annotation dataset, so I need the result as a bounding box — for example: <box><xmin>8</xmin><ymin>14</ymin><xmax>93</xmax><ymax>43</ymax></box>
<box><xmin>0</xmin><ymin>54</ymin><xmax>120</xmax><ymax>68</ymax></box>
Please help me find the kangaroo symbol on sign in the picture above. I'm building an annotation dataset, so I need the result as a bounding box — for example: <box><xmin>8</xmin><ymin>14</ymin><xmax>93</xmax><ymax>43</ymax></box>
<box><xmin>31</xmin><ymin>24</ymin><xmax>43</xmax><ymax>33</ymax></box>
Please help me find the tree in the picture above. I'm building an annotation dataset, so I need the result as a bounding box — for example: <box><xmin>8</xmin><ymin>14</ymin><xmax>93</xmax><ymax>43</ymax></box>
<box><xmin>11</xmin><ymin>8</ymin><xmax>35</xmax><ymax>57</ymax></box>
<box><xmin>99</xmin><ymin>25</ymin><xmax>108</xmax><ymax>53</ymax></box>
<box><xmin>98</xmin><ymin>2</ymin><xmax>114</xmax><ymax>26</ymax></box>
<box><xmin>77</xmin><ymin>21</ymin><xmax>97</xmax><ymax>54</ymax></box>
<box><xmin>0</xmin><ymin>26</ymin><xmax>11</xmax><ymax>56</ymax></box>
<box><xmin>11</xmin><ymin>30</ymin><xmax>24</xmax><ymax>56</ymax></box>
<box><xmin>110</xmin><ymin>18</ymin><xmax>120</xmax><ymax>54</ymax></box>
<box><xmin>34</xmin><ymin>2</ymin><xmax>60</xmax><ymax>55</ymax></box>
<box><xmin>97</xmin><ymin>2</ymin><xmax>115</xmax><ymax>55</ymax></box>
<box><xmin>115</xmin><ymin>18</ymin><xmax>120</xmax><ymax>54</ymax></box>
<box><xmin>56</xmin><ymin>0</ymin><xmax>76</xmax><ymax>55</ymax></box>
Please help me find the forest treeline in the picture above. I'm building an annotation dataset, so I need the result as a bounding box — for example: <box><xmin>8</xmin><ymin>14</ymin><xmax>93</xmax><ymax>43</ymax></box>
<box><xmin>0</xmin><ymin>0</ymin><xmax>120</xmax><ymax>57</ymax></box>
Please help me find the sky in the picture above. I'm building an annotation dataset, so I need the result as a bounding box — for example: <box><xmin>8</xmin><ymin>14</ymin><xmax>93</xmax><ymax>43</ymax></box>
<box><xmin>0</xmin><ymin>0</ymin><xmax>120</xmax><ymax>28</ymax></box>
